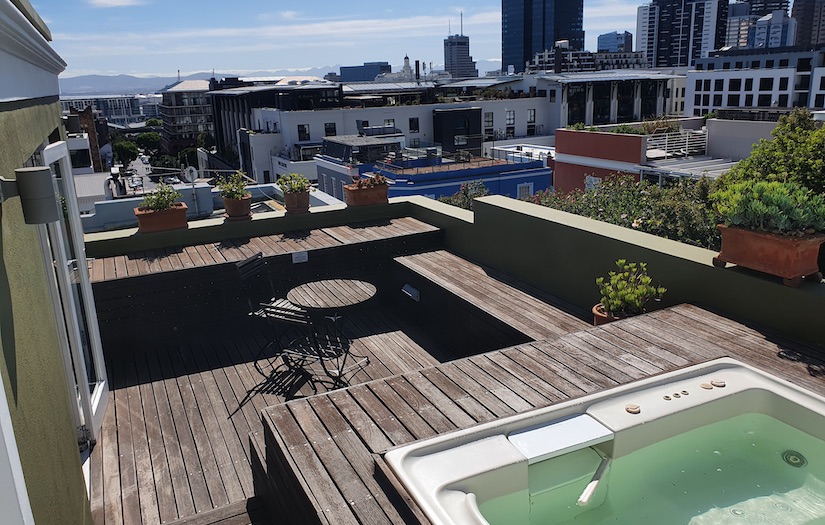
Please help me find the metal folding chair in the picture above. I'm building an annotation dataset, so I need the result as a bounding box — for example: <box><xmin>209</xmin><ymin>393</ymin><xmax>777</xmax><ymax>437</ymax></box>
<box><xmin>281</xmin><ymin>314</ymin><xmax>369</xmax><ymax>391</ymax></box>
<box><xmin>250</xmin><ymin>298</ymin><xmax>313</xmax><ymax>377</ymax></box>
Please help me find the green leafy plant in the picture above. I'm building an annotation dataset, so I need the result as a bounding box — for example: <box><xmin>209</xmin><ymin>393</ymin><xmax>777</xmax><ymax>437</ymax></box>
<box><xmin>350</xmin><ymin>174</ymin><xmax>388</xmax><ymax>189</ymax></box>
<box><xmin>140</xmin><ymin>183</ymin><xmax>181</xmax><ymax>211</ymax></box>
<box><xmin>438</xmin><ymin>180</ymin><xmax>490</xmax><ymax>211</ymax></box>
<box><xmin>596</xmin><ymin>259</ymin><xmax>666</xmax><ymax>318</ymax></box>
<box><xmin>710</xmin><ymin>180</ymin><xmax>825</xmax><ymax>236</ymax></box>
<box><xmin>218</xmin><ymin>171</ymin><xmax>250</xmax><ymax>200</ymax></box>
<box><xmin>276</xmin><ymin>173</ymin><xmax>311</xmax><ymax>193</ymax></box>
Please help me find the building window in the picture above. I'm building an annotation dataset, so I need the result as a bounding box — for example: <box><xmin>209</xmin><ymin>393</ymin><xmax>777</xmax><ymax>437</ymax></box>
<box><xmin>505</xmin><ymin>126</ymin><xmax>515</xmax><ymax>138</ymax></box>
<box><xmin>323</xmin><ymin>174</ymin><xmax>329</xmax><ymax>192</ymax></box>
<box><xmin>778</xmin><ymin>94</ymin><xmax>789</xmax><ymax>107</ymax></box>
<box><xmin>707</xmin><ymin>63</ymin><xmax>715</xmax><ymax>71</ymax></box>
<box><xmin>766</xmin><ymin>60</ymin><xmax>774</xmax><ymax>68</ymax></box>
<box><xmin>549</xmin><ymin>89</ymin><xmax>557</xmax><ymax>102</ymax></box>
<box><xmin>384</xmin><ymin>118</ymin><xmax>395</xmax><ymax>128</ymax></box>
<box><xmin>702</xmin><ymin>94</ymin><xmax>710</xmax><ymax>105</ymax></box>
<box><xmin>759</xmin><ymin>78</ymin><xmax>773</xmax><ymax>91</ymax></box>
<box><xmin>758</xmin><ymin>94</ymin><xmax>772</xmax><ymax>106</ymax></box>
<box><xmin>324</xmin><ymin>122</ymin><xmax>336</xmax><ymax>136</ymax></box>
<box><xmin>735</xmin><ymin>61</ymin><xmax>743</xmax><ymax>69</ymax></box>
<box><xmin>409</xmin><ymin>138</ymin><xmax>420</xmax><ymax>148</ymax></box>
<box><xmin>779</xmin><ymin>59</ymin><xmax>789</xmax><ymax>67</ymax></box>
<box><xmin>695</xmin><ymin>79</ymin><xmax>702</xmax><ymax>91</ymax></box>
<box><xmin>745</xmin><ymin>78</ymin><xmax>753</xmax><ymax>91</ymax></box>
<box><xmin>694</xmin><ymin>94</ymin><xmax>702</xmax><ymax>105</ymax></box>
<box><xmin>816</xmin><ymin>94</ymin><xmax>825</xmax><ymax>107</ymax></box>
<box><xmin>505</xmin><ymin>110</ymin><xmax>515</xmax><ymax>126</ymax></box>
<box><xmin>454</xmin><ymin>135</ymin><xmax>469</xmax><ymax>146</ymax></box>
<box><xmin>723</xmin><ymin>62</ymin><xmax>730</xmax><ymax>70</ymax></box>
<box><xmin>713</xmin><ymin>94</ymin><xmax>722</xmax><ymax>106</ymax></box>
<box><xmin>821</xmin><ymin>77</ymin><xmax>825</xmax><ymax>90</ymax></box>
<box><xmin>527</xmin><ymin>109</ymin><xmax>536</xmax><ymax>123</ymax></box>
<box><xmin>484</xmin><ymin>112</ymin><xmax>493</xmax><ymax>127</ymax></box>
<box><xmin>745</xmin><ymin>94</ymin><xmax>753</xmax><ymax>106</ymax></box>
<box><xmin>527</xmin><ymin>124</ymin><xmax>536</xmax><ymax>136</ymax></box>
<box><xmin>409</xmin><ymin>117</ymin><xmax>419</xmax><ymax>133</ymax></box>
<box><xmin>779</xmin><ymin>77</ymin><xmax>788</xmax><ymax>90</ymax></box>
<box><xmin>729</xmin><ymin>78</ymin><xmax>741</xmax><ymax>91</ymax></box>
<box><xmin>752</xmin><ymin>60</ymin><xmax>760</xmax><ymax>69</ymax></box>
<box><xmin>703</xmin><ymin>79</ymin><xmax>711</xmax><ymax>91</ymax></box>
<box><xmin>727</xmin><ymin>94</ymin><xmax>740</xmax><ymax>106</ymax></box>
<box><xmin>297</xmin><ymin>124</ymin><xmax>310</xmax><ymax>141</ymax></box>
<box><xmin>517</xmin><ymin>183</ymin><xmax>534</xmax><ymax>200</ymax></box>
<box><xmin>714</xmin><ymin>79</ymin><xmax>723</xmax><ymax>91</ymax></box>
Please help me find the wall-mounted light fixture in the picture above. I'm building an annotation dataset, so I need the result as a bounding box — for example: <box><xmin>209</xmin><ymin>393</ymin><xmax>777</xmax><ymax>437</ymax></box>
<box><xmin>0</xmin><ymin>167</ymin><xmax>60</xmax><ymax>224</ymax></box>
<box><xmin>402</xmin><ymin>283</ymin><xmax>420</xmax><ymax>302</ymax></box>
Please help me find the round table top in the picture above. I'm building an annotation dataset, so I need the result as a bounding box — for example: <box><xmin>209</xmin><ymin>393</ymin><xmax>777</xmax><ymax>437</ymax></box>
<box><xmin>287</xmin><ymin>279</ymin><xmax>377</xmax><ymax>310</ymax></box>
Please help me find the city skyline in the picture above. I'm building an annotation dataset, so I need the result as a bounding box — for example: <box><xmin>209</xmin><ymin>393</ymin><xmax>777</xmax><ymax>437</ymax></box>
<box><xmin>38</xmin><ymin>0</ymin><xmax>642</xmax><ymax>78</ymax></box>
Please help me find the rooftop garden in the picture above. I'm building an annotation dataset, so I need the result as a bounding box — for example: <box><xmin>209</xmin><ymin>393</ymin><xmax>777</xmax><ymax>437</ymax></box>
<box><xmin>534</xmin><ymin>109</ymin><xmax>825</xmax><ymax>255</ymax></box>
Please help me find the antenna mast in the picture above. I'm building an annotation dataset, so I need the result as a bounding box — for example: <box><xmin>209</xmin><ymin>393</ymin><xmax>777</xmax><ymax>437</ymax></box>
<box><xmin>460</xmin><ymin>12</ymin><xmax>463</xmax><ymax>36</ymax></box>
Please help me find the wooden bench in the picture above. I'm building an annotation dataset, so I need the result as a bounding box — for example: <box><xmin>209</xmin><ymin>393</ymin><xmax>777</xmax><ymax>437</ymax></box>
<box><xmin>394</xmin><ymin>250</ymin><xmax>589</xmax><ymax>341</ymax></box>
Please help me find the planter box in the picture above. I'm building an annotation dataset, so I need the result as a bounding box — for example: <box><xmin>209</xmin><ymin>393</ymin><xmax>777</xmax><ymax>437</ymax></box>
<box><xmin>223</xmin><ymin>195</ymin><xmax>251</xmax><ymax>221</ymax></box>
<box><xmin>134</xmin><ymin>202</ymin><xmax>188</xmax><ymax>234</ymax></box>
<box><xmin>343</xmin><ymin>184</ymin><xmax>388</xmax><ymax>207</ymax></box>
<box><xmin>283</xmin><ymin>191</ymin><xmax>309</xmax><ymax>214</ymax></box>
<box><xmin>714</xmin><ymin>224</ymin><xmax>825</xmax><ymax>287</ymax></box>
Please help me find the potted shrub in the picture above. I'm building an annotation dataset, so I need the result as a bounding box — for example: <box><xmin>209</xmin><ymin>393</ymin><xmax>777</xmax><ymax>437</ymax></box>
<box><xmin>593</xmin><ymin>259</ymin><xmax>666</xmax><ymax>326</ymax></box>
<box><xmin>343</xmin><ymin>173</ymin><xmax>389</xmax><ymax>206</ymax></box>
<box><xmin>276</xmin><ymin>173</ymin><xmax>311</xmax><ymax>214</ymax></box>
<box><xmin>219</xmin><ymin>171</ymin><xmax>252</xmax><ymax>221</ymax></box>
<box><xmin>134</xmin><ymin>183</ymin><xmax>187</xmax><ymax>233</ymax></box>
<box><xmin>710</xmin><ymin>180</ymin><xmax>825</xmax><ymax>287</ymax></box>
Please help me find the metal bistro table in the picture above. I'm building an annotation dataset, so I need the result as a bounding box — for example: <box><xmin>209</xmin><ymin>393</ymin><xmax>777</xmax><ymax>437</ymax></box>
<box><xmin>287</xmin><ymin>279</ymin><xmax>377</xmax><ymax>311</ymax></box>
<box><xmin>283</xmin><ymin>279</ymin><xmax>376</xmax><ymax>388</ymax></box>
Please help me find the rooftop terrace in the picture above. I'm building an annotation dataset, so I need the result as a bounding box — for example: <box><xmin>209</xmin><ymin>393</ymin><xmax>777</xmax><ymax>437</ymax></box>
<box><xmin>83</xmin><ymin>195</ymin><xmax>825</xmax><ymax>524</ymax></box>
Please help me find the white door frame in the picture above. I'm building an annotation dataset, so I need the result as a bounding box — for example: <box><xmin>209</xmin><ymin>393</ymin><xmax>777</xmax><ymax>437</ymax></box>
<box><xmin>42</xmin><ymin>142</ymin><xmax>109</xmax><ymax>443</ymax></box>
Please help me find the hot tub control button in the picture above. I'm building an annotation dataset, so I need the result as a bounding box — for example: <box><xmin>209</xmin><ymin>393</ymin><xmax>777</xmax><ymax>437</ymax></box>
<box><xmin>681</xmin><ymin>390</ymin><xmax>689</xmax><ymax>395</ymax></box>
<box><xmin>711</xmin><ymin>380</ymin><xmax>726</xmax><ymax>388</ymax></box>
<box><xmin>625</xmin><ymin>404</ymin><xmax>641</xmax><ymax>414</ymax></box>
<box><xmin>700</xmin><ymin>383</ymin><xmax>713</xmax><ymax>390</ymax></box>
<box><xmin>672</xmin><ymin>392</ymin><xmax>681</xmax><ymax>398</ymax></box>
<box><xmin>663</xmin><ymin>395</ymin><xmax>671</xmax><ymax>401</ymax></box>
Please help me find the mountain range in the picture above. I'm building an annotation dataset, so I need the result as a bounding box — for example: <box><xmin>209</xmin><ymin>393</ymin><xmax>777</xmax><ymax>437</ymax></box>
<box><xmin>58</xmin><ymin>61</ymin><xmax>501</xmax><ymax>95</ymax></box>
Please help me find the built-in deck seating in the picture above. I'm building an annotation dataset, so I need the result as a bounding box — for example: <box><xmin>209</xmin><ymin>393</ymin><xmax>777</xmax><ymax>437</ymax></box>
<box><xmin>394</xmin><ymin>250</ymin><xmax>589</xmax><ymax>341</ymax></box>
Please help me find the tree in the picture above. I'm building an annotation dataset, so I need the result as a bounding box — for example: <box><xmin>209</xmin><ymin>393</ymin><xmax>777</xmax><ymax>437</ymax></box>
<box><xmin>151</xmin><ymin>155</ymin><xmax>178</xmax><ymax>169</ymax></box>
<box><xmin>145</xmin><ymin>118</ymin><xmax>162</xmax><ymax>127</ymax></box>
<box><xmin>178</xmin><ymin>147</ymin><xmax>198</xmax><ymax>167</ymax></box>
<box><xmin>197</xmin><ymin>132</ymin><xmax>215</xmax><ymax>150</ymax></box>
<box><xmin>113</xmin><ymin>140</ymin><xmax>139</xmax><ymax>166</ymax></box>
<box><xmin>721</xmin><ymin>108</ymin><xmax>825</xmax><ymax>194</ymax></box>
<box><xmin>135</xmin><ymin>132</ymin><xmax>161</xmax><ymax>152</ymax></box>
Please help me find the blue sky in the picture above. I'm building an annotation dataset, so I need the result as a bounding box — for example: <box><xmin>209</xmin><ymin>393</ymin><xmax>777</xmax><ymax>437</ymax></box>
<box><xmin>36</xmin><ymin>0</ymin><xmax>641</xmax><ymax>78</ymax></box>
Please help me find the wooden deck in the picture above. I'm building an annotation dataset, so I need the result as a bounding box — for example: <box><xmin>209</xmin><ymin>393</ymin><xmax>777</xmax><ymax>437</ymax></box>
<box><xmin>395</xmin><ymin>250</ymin><xmax>589</xmax><ymax>340</ymax></box>
<box><xmin>89</xmin><ymin>217</ymin><xmax>440</xmax><ymax>283</ymax></box>
<box><xmin>259</xmin><ymin>304</ymin><xmax>825</xmax><ymax>525</ymax></box>
<box><xmin>89</xmin><ymin>306</ymin><xmax>449</xmax><ymax>525</ymax></box>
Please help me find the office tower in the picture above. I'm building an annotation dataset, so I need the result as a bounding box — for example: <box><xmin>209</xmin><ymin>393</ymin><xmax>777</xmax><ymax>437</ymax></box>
<box><xmin>753</xmin><ymin>10</ymin><xmax>796</xmax><ymax>48</ymax></box>
<box><xmin>793</xmin><ymin>0</ymin><xmax>825</xmax><ymax>48</ymax></box>
<box><xmin>727</xmin><ymin>2</ymin><xmax>758</xmax><ymax>47</ymax></box>
<box><xmin>597</xmin><ymin>31</ymin><xmax>633</xmax><ymax>52</ymax></box>
<box><xmin>749</xmin><ymin>0</ymin><xmax>789</xmax><ymax>17</ymax></box>
<box><xmin>637</xmin><ymin>0</ymin><xmax>727</xmax><ymax>67</ymax></box>
<box><xmin>502</xmin><ymin>0</ymin><xmax>584</xmax><ymax>73</ymax></box>
<box><xmin>444</xmin><ymin>34</ymin><xmax>479</xmax><ymax>78</ymax></box>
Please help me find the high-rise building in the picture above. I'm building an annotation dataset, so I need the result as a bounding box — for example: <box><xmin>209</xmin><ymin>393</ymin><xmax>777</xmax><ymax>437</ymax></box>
<box><xmin>636</xmin><ymin>0</ymin><xmax>727</xmax><ymax>67</ymax></box>
<box><xmin>792</xmin><ymin>0</ymin><xmax>825</xmax><ymax>48</ymax></box>
<box><xmin>444</xmin><ymin>34</ymin><xmax>478</xmax><ymax>79</ymax></box>
<box><xmin>597</xmin><ymin>31</ymin><xmax>633</xmax><ymax>52</ymax></box>
<box><xmin>727</xmin><ymin>2</ymin><xmax>758</xmax><ymax>47</ymax></box>
<box><xmin>749</xmin><ymin>0</ymin><xmax>789</xmax><ymax>17</ymax></box>
<box><xmin>753</xmin><ymin>10</ymin><xmax>797</xmax><ymax>48</ymax></box>
<box><xmin>502</xmin><ymin>0</ymin><xmax>584</xmax><ymax>73</ymax></box>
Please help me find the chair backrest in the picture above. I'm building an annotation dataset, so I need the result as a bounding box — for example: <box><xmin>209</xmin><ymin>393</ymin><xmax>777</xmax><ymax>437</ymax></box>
<box><xmin>236</xmin><ymin>252</ymin><xmax>266</xmax><ymax>282</ymax></box>
<box><xmin>256</xmin><ymin>299</ymin><xmax>312</xmax><ymax>326</ymax></box>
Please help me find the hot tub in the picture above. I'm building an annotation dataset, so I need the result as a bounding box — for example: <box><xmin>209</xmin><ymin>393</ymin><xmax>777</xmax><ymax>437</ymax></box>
<box><xmin>384</xmin><ymin>358</ymin><xmax>825</xmax><ymax>524</ymax></box>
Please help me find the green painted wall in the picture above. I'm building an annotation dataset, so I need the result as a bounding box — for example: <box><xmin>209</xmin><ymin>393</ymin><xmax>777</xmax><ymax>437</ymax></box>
<box><xmin>0</xmin><ymin>102</ymin><xmax>92</xmax><ymax>524</ymax></box>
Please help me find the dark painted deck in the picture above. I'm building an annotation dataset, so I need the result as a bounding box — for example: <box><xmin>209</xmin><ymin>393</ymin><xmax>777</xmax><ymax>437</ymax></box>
<box><xmin>259</xmin><ymin>304</ymin><xmax>825</xmax><ymax>525</ymax></box>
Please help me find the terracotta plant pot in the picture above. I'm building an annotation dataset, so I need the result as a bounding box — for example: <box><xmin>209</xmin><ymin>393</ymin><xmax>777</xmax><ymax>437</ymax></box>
<box><xmin>223</xmin><ymin>195</ymin><xmax>252</xmax><ymax>221</ymax></box>
<box><xmin>343</xmin><ymin>184</ymin><xmax>389</xmax><ymax>206</ymax></box>
<box><xmin>283</xmin><ymin>191</ymin><xmax>310</xmax><ymax>214</ymax></box>
<box><xmin>592</xmin><ymin>303</ymin><xmax>624</xmax><ymax>326</ymax></box>
<box><xmin>713</xmin><ymin>224</ymin><xmax>825</xmax><ymax>287</ymax></box>
<box><xmin>134</xmin><ymin>202</ymin><xmax>188</xmax><ymax>233</ymax></box>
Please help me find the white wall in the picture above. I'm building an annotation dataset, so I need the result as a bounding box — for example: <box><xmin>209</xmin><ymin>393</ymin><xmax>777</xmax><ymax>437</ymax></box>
<box><xmin>705</xmin><ymin>118</ymin><xmax>777</xmax><ymax>160</ymax></box>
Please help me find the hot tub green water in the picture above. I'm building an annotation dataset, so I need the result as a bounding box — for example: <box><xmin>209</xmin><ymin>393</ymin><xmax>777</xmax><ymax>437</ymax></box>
<box><xmin>479</xmin><ymin>413</ymin><xmax>825</xmax><ymax>525</ymax></box>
